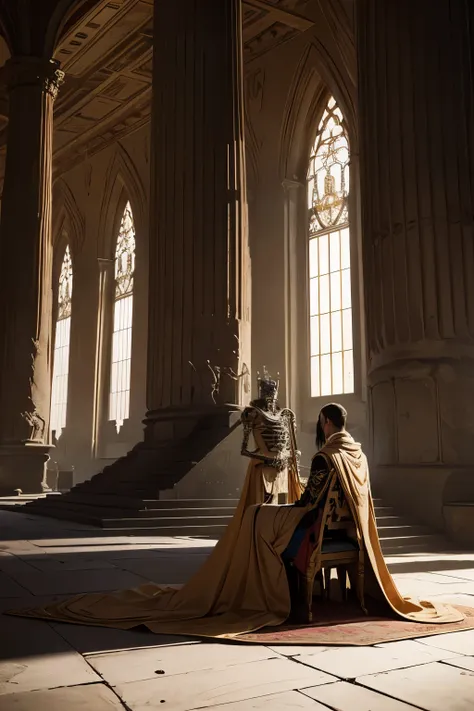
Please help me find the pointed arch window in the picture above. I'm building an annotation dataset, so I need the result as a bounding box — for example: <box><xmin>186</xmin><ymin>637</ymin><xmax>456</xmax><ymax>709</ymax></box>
<box><xmin>109</xmin><ymin>201</ymin><xmax>136</xmax><ymax>432</ymax></box>
<box><xmin>51</xmin><ymin>245</ymin><xmax>73</xmax><ymax>438</ymax></box>
<box><xmin>307</xmin><ymin>95</ymin><xmax>354</xmax><ymax>397</ymax></box>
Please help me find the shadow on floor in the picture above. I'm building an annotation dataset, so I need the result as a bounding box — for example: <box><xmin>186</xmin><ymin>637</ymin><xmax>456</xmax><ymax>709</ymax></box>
<box><xmin>1</xmin><ymin>510</ymin><xmax>474</xmax><ymax>662</ymax></box>
<box><xmin>387</xmin><ymin>557</ymin><xmax>474</xmax><ymax>574</ymax></box>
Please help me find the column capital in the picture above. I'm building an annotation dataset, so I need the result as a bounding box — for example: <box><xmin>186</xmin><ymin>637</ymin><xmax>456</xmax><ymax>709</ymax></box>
<box><xmin>2</xmin><ymin>57</ymin><xmax>64</xmax><ymax>99</ymax></box>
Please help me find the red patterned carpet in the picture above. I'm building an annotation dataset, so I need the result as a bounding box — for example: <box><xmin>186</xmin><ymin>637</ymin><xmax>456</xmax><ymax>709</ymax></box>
<box><xmin>237</xmin><ymin>604</ymin><xmax>474</xmax><ymax>646</ymax></box>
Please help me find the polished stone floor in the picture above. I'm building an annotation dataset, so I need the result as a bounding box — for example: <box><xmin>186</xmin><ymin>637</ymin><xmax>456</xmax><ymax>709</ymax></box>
<box><xmin>1</xmin><ymin>507</ymin><xmax>474</xmax><ymax>710</ymax></box>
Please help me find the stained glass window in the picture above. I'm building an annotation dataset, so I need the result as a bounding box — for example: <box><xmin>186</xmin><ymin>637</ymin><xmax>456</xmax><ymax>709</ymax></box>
<box><xmin>109</xmin><ymin>201</ymin><xmax>136</xmax><ymax>432</ymax></box>
<box><xmin>308</xmin><ymin>96</ymin><xmax>354</xmax><ymax>397</ymax></box>
<box><xmin>51</xmin><ymin>245</ymin><xmax>73</xmax><ymax>438</ymax></box>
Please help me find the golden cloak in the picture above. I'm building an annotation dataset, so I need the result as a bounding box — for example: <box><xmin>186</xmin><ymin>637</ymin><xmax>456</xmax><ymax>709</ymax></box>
<box><xmin>7</xmin><ymin>432</ymin><xmax>462</xmax><ymax>637</ymax></box>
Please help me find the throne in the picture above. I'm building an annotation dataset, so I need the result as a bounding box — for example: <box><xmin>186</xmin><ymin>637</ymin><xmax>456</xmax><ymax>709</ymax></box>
<box><xmin>287</xmin><ymin>474</ymin><xmax>365</xmax><ymax>623</ymax></box>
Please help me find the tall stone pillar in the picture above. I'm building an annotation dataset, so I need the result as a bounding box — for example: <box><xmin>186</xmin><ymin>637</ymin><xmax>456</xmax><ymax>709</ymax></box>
<box><xmin>146</xmin><ymin>0</ymin><xmax>251</xmax><ymax>442</ymax></box>
<box><xmin>357</xmin><ymin>0</ymin><xmax>474</xmax><ymax>528</ymax></box>
<box><xmin>26</xmin><ymin>0</ymin><xmax>250</xmax><ymax>511</ymax></box>
<box><xmin>0</xmin><ymin>57</ymin><xmax>64</xmax><ymax>494</ymax></box>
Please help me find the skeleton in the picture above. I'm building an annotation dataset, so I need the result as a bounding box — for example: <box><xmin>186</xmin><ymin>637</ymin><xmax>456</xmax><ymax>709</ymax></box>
<box><xmin>241</xmin><ymin>367</ymin><xmax>301</xmax><ymax>503</ymax></box>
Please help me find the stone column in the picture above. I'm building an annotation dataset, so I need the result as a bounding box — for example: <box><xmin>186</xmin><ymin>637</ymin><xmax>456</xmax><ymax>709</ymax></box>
<box><xmin>146</xmin><ymin>0</ymin><xmax>251</xmax><ymax>438</ymax></box>
<box><xmin>0</xmin><ymin>57</ymin><xmax>64</xmax><ymax>494</ymax></box>
<box><xmin>357</xmin><ymin>0</ymin><xmax>474</xmax><ymax>527</ymax></box>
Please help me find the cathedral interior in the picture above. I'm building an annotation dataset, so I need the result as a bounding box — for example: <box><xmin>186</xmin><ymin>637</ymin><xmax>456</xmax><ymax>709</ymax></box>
<box><xmin>0</xmin><ymin>0</ymin><xmax>473</xmax><ymax>545</ymax></box>
<box><xmin>1</xmin><ymin>2</ymin><xmax>474</xmax><ymax>710</ymax></box>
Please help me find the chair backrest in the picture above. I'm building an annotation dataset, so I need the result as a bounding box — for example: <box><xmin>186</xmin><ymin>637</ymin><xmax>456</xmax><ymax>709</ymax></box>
<box><xmin>304</xmin><ymin>471</ymin><xmax>359</xmax><ymax>572</ymax></box>
<box><xmin>318</xmin><ymin>472</ymin><xmax>357</xmax><ymax>544</ymax></box>
<box><xmin>327</xmin><ymin>478</ymin><xmax>355</xmax><ymax>528</ymax></box>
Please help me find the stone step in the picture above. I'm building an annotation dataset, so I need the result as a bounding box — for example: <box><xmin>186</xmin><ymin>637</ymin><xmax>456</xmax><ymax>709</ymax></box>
<box><xmin>376</xmin><ymin>524</ymin><xmax>433</xmax><ymax>537</ymax></box>
<box><xmin>377</xmin><ymin>532</ymin><xmax>444</xmax><ymax>545</ymax></box>
<box><xmin>142</xmin><ymin>498</ymin><xmax>239</xmax><ymax>508</ymax></box>
<box><xmin>44</xmin><ymin>493</ymin><xmax>150</xmax><ymax>509</ymax></box>
<box><xmin>21</xmin><ymin>503</ymin><xmax>438</xmax><ymax>545</ymax></box>
<box><xmin>124</xmin><ymin>497</ymin><xmax>239</xmax><ymax>509</ymax></box>
<box><xmin>111</xmin><ymin>506</ymin><xmax>237</xmax><ymax>519</ymax></box>
<box><xmin>16</xmin><ymin>508</ymin><xmax>226</xmax><ymax>538</ymax></box>
<box><xmin>12</xmin><ymin>504</ymin><xmax>111</xmax><ymax>527</ymax></box>
<box><xmin>43</xmin><ymin>495</ymin><xmax>400</xmax><ymax>514</ymax></box>
<box><xmin>381</xmin><ymin>535</ymin><xmax>449</xmax><ymax>553</ymax></box>
<box><xmin>19</xmin><ymin>500</ymin><xmax>236</xmax><ymax>530</ymax></box>
<box><xmin>9</xmin><ymin>504</ymin><xmax>227</xmax><ymax>537</ymax></box>
<box><xmin>6</xmin><ymin>485</ymin><xmax>447</xmax><ymax>551</ymax></box>
<box><xmin>22</xmin><ymin>501</ymin><xmax>237</xmax><ymax>523</ymax></box>
<box><xmin>375</xmin><ymin>513</ymin><xmax>423</xmax><ymax>526</ymax></box>
<box><xmin>77</xmin><ymin>473</ymin><xmax>186</xmax><ymax>489</ymax></box>
<box><xmin>382</xmin><ymin>545</ymin><xmax>450</xmax><ymax>555</ymax></box>
<box><xmin>140</xmin><ymin>507</ymin><xmax>236</xmax><ymax>518</ymax></box>
<box><xmin>28</xmin><ymin>493</ymin><xmax>238</xmax><ymax>514</ymax></box>
<box><xmin>102</xmin><ymin>524</ymin><xmax>226</xmax><ymax>537</ymax></box>
<box><xmin>101</xmin><ymin>514</ymin><xmax>234</xmax><ymax>529</ymax></box>
<box><xmin>0</xmin><ymin>494</ymin><xmax>48</xmax><ymax>507</ymax></box>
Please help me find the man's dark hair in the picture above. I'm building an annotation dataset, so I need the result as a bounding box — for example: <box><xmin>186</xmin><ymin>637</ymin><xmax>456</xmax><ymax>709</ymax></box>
<box><xmin>315</xmin><ymin>403</ymin><xmax>348</xmax><ymax>449</ymax></box>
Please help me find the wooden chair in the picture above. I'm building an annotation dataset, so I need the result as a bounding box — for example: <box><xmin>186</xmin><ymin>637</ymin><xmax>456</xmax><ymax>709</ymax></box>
<box><xmin>298</xmin><ymin>474</ymin><xmax>365</xmax><ymax>623</ymax></box>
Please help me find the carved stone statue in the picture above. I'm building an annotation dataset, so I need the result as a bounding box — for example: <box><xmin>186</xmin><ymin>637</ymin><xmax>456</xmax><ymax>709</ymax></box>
<box><xmin>21</xmin><ymin>408</ymin><xmax>45</xmax><ymax>444</ymax></box>
<box><xmin>240</xmin><ymin>368</ymin><xmax>302</xmax><ymax>504</ymax></box>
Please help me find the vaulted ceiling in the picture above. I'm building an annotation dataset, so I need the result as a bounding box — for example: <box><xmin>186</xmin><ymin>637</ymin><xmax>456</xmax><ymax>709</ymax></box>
<box><xmin>0</xmin><ymin>0</ymin><xmax>316</xmax><ymax>178</ymax></box>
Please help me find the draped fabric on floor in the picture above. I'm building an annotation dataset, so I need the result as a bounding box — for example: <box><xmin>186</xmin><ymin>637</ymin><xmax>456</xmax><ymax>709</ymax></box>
<box><xmin>7</xmin><ymin>433</ymin><xmax>463</xmax><ymax>637</ymax></box>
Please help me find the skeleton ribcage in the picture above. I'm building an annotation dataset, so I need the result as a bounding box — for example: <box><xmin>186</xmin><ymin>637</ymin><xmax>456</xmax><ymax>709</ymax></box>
<box><xmin>258</xmin><ymin>421</ymin><xmax>290</xmax><ymax>454</ymax></box>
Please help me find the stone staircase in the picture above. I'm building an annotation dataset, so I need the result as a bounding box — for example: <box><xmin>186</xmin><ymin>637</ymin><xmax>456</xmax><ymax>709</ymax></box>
<box><xmin>0</xmin><ymin>407</ymin><xmax>244</xmax><ymax>535</ymax></box>
<box><xmin>9</xmin><ymin>495</ymin><xmax>239</xmax><ymax>537</ymax></box>
<box><xmin>0</xmin><ymin>492</ymin><xmax>450</xmax><ymax>550</ymax></box>
<box><xmin>374</xmin><ymin>502</ymin><xmax>449</xmax><ymax>555</ymax></box>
